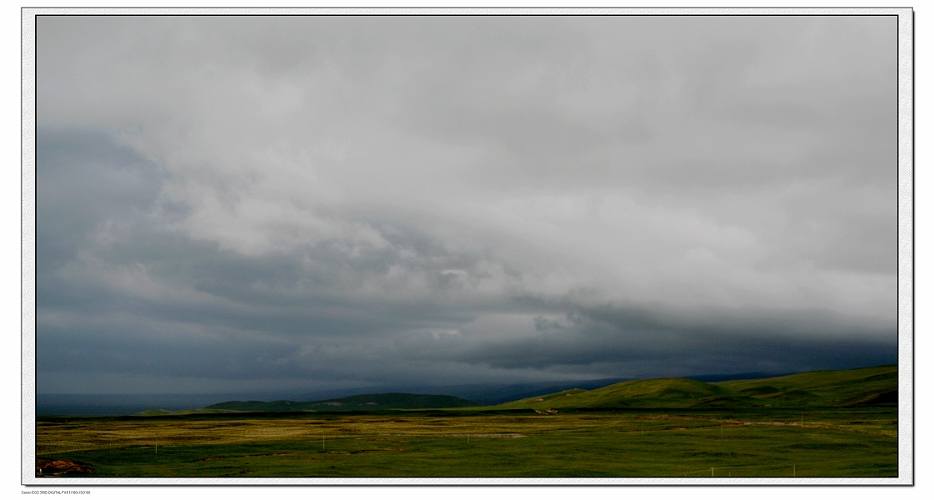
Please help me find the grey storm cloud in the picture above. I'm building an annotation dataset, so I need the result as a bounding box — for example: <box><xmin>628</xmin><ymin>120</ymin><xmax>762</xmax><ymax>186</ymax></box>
<box><xmin>36</xmin><ymin>16</ymin><xmax>897</xmax><ymax>394</ymax></box>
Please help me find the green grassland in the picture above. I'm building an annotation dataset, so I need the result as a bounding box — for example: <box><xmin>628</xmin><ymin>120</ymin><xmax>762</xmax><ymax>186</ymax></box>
<box><xmin>36</xmin><ymin>365</ymin><xmax>899</xmax><ymax>478</ymax></box>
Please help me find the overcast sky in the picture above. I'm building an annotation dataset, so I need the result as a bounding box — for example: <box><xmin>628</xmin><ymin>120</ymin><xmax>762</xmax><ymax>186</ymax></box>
<box><xmin>36</xmin><ymin>16</ymin><xmax>897</xmax><ymax>395</ymax></box>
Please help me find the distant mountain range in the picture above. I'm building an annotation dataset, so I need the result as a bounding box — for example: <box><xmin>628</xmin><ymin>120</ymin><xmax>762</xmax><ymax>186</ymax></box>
<box><xmin>130</xmin><ymin>364</ymin><xmax>896</xmax><ymax>416</ymax></box>
<box><xmin>42</xmin><ymin>371</ymin><xmax>796</xmax><ymax>417</ymax></box>
<box><xmin>493</xmin><ymin>364</ymin><xmax>897</xmax><ymax>410</ymax></box>
<box><xmin>199</xmin><ymin>393</ymin><xmax>475</xmax><ymax>413</ymax></box>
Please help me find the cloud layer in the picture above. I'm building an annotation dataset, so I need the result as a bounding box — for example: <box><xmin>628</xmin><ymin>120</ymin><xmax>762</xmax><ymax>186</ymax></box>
<box><xmin>36</xmin><ymin>16</ymin><xmax>897</xmax><ymax>394</ymax></box>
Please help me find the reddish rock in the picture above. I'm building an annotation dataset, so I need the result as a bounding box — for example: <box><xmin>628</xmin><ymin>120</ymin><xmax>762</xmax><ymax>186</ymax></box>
<box><xmin>36</xmin><ymin>458</ymin><xmax>94</xmax><ymax>477</ymax></box>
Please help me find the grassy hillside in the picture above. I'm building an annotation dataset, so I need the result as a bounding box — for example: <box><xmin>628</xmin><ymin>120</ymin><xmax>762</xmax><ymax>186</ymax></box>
<box><xmin>495</xmin><ymin>378</ymin><xmax>747</xmax><ymax>410</ymax></box>
<box><xmin>494</xmin><ymin>365</ymin><xmax>897</xmax><ymax>411</ymax></box>
<box><xmin>140</xmin><ymin>365</ymin><xmax>897</xmax><ymax>416</ymax></box>
<box><xmin>718</xmin><ymin>364</ymin><xmax>897</xmax><ymax>408</ymax></box>
<box><xmin>203</xmin><ymin>393</ymin><xmax>476</xmax><ymax>413</ymax></box>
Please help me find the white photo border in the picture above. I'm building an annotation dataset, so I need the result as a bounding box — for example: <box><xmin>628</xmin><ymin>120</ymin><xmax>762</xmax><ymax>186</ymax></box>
<box><xmin>21</xmin><ymin>6</ymin><xmax>914</xmax><ymax>486</ymax></box>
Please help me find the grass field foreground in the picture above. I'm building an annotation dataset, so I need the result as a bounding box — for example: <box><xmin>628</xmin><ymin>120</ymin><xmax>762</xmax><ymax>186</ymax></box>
<box><xmin>37</xmin><ymin>408</ymin><xmax>896</xmax><ymax>478</ymax></box>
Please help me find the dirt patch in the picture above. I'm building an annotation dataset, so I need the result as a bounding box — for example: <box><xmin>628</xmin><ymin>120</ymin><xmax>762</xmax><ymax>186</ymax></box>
<box><xmin>464</xmin><ymin>433</ymin><xmax>527</xmax><ymax>439</ymax></box>
<box><xmin>36</xmin><ymin>458</ymin><xmax>94</xmax><ymax>477</ymax></box>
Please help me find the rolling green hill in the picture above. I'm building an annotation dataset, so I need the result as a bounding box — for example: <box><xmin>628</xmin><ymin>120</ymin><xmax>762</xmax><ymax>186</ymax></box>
<box><xmin>494</xmin><ymin>365</ymin><xmax>897</xmax><ymax>411</ymax></box>
<box><xmin>202</xmin><ymin>393</ymin><xmax>476</xmax><ymax>413</ymax></box>
<box><xmin>717</xmin><ymin>364</ymin><xmax>897</xmax><ymax>408</ymax></box>
<box><xmin>140</xmin><ymin>365</ymin><xmax>897</xmax><ymax>416</ymax></box>
<box><xmin>494</xmin><ymin>378</ymin><xmax>749</xmax><ymax>410</ymax></box>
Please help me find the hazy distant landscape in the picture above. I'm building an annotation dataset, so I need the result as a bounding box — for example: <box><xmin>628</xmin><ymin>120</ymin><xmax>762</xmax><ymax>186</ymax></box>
<box><xmin>37</xmin><ymin>365</ymin><xmax>896</xmax><ymax>478</ymax></box>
